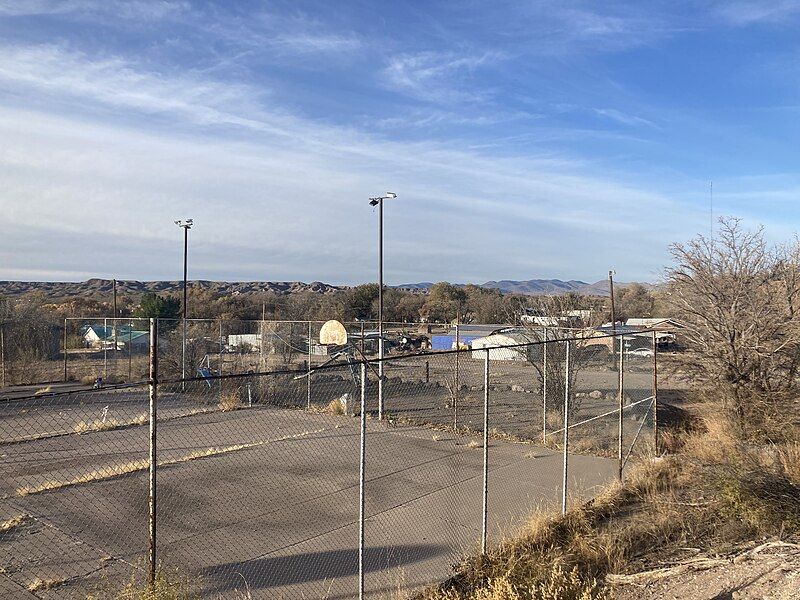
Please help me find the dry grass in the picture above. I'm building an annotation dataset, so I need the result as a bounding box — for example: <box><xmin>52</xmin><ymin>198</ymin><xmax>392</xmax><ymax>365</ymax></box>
<box><xmin>86</xmin><ymin>567</ymin><xmax>199</xmax><ymax>600</ymax></box>
<box><xmin>218</xmin><ymin>391</ymin><xmax>241</xmax><ymax>412</ymax></box>
<box><xmin>419</xmin><ymin>411</ymin><xmax>800</xmax><ymax>600</ymax></box>
<box><xmin>16</xmin><ymin>427</ymin><xmax>327</xmax><ymax>496</ymax></box>
<box><xmin>467</xmin><ymin>440</ymin><xmax>482</xmax><ymax>449</ymax></box>
<box><xmin>325</xmin><ymin>396</ymin><xmax>347</xmax><ymax>415</ymax></box>
<box><xmin>0</xmin><ymin>514</ymin><xmax>29</xmax><ymax>533</ymax></box>
<box><xmin>74</xmin><ymin>414</ymin><xmax>147</xmax><ymax>434</ymax></box>
<box><xmin>34</xmin><ymin>385</ymin><xmax>53</xmax><ymax>395</ymax></box>
<box><xmin>27</xmin><ymin>577</ymin><xmax>67</xmax><ymax>592</ymax></box>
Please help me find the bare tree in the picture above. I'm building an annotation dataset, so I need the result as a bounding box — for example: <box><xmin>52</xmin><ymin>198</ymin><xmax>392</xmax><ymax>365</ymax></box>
<box><xmin>667</xmin><ymin>218</ymin><xmax>800</xmax><ymax>434</ymax></box>
<box><xmin>518</xmin><ymin>294</ymin><xmax>605</xmax><ymax>418</ymax></box>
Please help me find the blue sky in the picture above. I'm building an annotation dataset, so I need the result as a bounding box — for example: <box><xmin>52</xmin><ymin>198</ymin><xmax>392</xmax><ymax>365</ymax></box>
<box><xmin>1</xmin><ymin>1</ymin><xmax>800</xmax><ymax>285</ymax></box>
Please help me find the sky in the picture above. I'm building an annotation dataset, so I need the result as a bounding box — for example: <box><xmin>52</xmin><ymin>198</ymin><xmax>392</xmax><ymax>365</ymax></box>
<box><xmin>2</xmin><ymin>1</ymin><xmax>800</xmax><ymax>286</ymax></box>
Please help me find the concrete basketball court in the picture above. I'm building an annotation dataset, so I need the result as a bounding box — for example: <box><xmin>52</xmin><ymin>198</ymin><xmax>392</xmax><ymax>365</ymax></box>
<box><xmin>1</xmin><ymin>389</ymin><xmax>617</xmax><ymax>599</ymax></box>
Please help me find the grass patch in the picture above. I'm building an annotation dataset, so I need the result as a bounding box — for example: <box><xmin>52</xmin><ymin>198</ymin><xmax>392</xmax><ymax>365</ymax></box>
<box><xmin>27</xmin><ymin>577</ymin><xmax>67</xmax><ymax>592</ymax></box>
<box><xmin>16</xmin><ymin>427</ymin><xmax>327</xmax><ymax>497</ymax></box>
<box><xmin>218</xmin><ymin>391</ymin><xmax>241</xmax><ymax>412</ymax></box>
<box><xmin>86</xmin><ymin>568</ymin><xmax>198</xmax><ymax>600</ymax></box>
<box><xmin>74</xmin><ymin>414</ymin><xmax>147</xmax><ymax>434</ymax></box>
<box><xmin>0</xmin><ymin>514</ymin><xmax>30</xmax><ymax>533</ymax></box>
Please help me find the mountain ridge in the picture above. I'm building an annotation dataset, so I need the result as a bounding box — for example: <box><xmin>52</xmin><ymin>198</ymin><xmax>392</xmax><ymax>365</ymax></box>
<box><xmin>0</xmin><ymin>277</ymin><xmax>652</xmax><ymax>299</ymax></box>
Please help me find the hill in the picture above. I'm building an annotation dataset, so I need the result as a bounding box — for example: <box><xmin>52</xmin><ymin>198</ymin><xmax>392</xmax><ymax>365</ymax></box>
<box><xmin>0</xmin><ymin>278</ymin><xmax>344</xmax><ymax>299</ymax></box>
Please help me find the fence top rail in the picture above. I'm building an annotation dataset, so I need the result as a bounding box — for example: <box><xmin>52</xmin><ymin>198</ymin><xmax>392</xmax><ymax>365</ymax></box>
<box><xmin>61</xmin><ymin>317</ymin><xmax>441</xmax><ymax>325</ymax></box>
<box><xmin>0</xmin><ymin>380</ymin><xmax>151</xmax><ymax>404</ymax></box>
<box><xmin>154</xmin><ymin>327</ymin><xmax>657</xmax><ymax>384</ymax></box>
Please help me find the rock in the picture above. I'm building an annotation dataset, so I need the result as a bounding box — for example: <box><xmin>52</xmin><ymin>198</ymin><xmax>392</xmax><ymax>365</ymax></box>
<box><xmin>511</xmin><ymin>384</ymin><xmax>525</xmax><ymax>393</ymax></box>
<box><xmin>589</xmin><ymin>390</ymin><xmax>603</xmax><ymax>399</ymax></box>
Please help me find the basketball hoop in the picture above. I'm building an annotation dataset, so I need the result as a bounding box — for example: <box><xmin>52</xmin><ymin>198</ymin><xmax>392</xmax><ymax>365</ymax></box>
<box><xmin>319</xmin><ymin>320</ymin><xmax>348</xmax><ymax>346</ymax></box>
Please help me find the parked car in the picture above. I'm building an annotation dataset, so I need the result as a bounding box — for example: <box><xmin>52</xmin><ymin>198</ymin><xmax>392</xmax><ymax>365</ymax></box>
<box><xmin>625</xmin><ymin>347</ymin><xmax>654</xmax><ymax>358</ymax></box>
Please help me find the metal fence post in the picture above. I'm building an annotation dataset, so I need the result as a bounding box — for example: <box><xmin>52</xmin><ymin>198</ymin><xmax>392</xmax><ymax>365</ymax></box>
<box><xmin>307</xmin><ymin>321</ymin><xmax>312</xmax><ymax>409</ymax></box>
<box><xmin>358</xmin><ymin>362</ymin><xmax>367</xmax><ymax>600</ymax></box>
<box><xmin>454</xmin><ymin>323</ymin><xmax>460</xmax><ymax>431</ymax></box>
<box><xmin>128</xmin><ymin>319</ymin><xmax>133</xmax><ymax>382</ymax></box>
<box><xmin>542</xmin><ymin>333</ymin><xmax>548</xmax><ymax>444</ymax></box>
<box><xmin>103</xmin><ymin>317</ymin><xmax>108</xmax><ymax>382</ymax></box>
<box><xmin>181</xmin><ymin>314</ymin><xmax>187</xmax><ymax>392</ymax></box>
<box><xmin>218</xmin><ymin>320</ymin><xmax>223</xmax><ymax>398</ymax></box>
<box><xmin>63</xmin><ymin>318</ymin><xmax>68</xmax><ymax>382</ymax></box>
<box><xmin>148</xmin><ymin>318</ymin><xmax>158</xmax><ymax>588</ymax></box>
<box><xmin>0</xmin><ymin>322</ymin><xmax>4</xmax><ymax>388</ymax></box>
<box><xmin>561</xmin><ymin>340</ymin><xmax>570</xmax><ymax>515</ymax></box>
<box><xmin>652</xmin><ymin>330</ymin><xmax>658</xmax><ymax>454</ymax></box>
<box><xmin>618</xmin><ymin>335</ymin><xmax>625</xmax><ymax>481</ymax></box>
<box><xmin>481</xmin><ymin>348</ymin><xmax>490</xmax><ymax>554</ymax></box>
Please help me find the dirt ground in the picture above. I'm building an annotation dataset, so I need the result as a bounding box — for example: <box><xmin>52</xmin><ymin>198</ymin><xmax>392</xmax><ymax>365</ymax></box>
<box><xmin>613</xmin><ymin>540</ymin><xmax>800</xmax><ymax>599</ymax></box>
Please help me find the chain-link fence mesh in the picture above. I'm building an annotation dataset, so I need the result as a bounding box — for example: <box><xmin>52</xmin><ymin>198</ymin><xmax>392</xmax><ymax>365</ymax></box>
<box><xmin>1</xmin><ymin>326</ymin><xmax>659</xmax><ymax>598</ymax></box>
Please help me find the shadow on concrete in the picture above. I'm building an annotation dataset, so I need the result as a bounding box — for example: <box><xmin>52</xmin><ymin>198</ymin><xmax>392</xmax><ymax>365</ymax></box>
<box><xmin>198</xmin><ymin>543</ymin><xmax>447</xmax><ymax>593</ymax></box>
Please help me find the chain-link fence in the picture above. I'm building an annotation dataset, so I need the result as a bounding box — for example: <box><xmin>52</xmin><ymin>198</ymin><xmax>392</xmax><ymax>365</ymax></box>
<box><xmin>0</xmin><ymin>317</ymin><xmax>437</xmax><ymax>389</ymax></box>
<box><xmin>0</xmin><ymin>322</ymin><xmax>658</xmax><ymax>599</ymax></box>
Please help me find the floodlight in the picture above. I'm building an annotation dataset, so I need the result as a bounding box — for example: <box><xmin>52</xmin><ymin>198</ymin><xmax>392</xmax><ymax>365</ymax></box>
<box><xmin>385</xmin><ymin>192</ymin><xmax>397</xmax><ymax>198</ymax></box>
<box><xmin>369</xmin><ymin>198</ymin><xmax>379</xmax><ymax>206</ymax></box>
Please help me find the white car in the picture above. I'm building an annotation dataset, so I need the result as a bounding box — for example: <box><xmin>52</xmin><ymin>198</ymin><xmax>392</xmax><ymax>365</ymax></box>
<box><xmin>626</xmin><ymin>347</ymin><xmax>654</xmax><ymax>358</ymax></box>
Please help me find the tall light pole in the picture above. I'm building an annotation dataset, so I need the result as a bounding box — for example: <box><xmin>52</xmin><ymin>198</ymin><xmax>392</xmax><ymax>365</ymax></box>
<box><xmin>368</xmin><ymin>192</ymin><xmax>397</xmax><ymax>420</ymax></box>
<box><xmin>175</xmin><ymin>219</ymin><xmax>193</xmax><ymax>386</ymax></box>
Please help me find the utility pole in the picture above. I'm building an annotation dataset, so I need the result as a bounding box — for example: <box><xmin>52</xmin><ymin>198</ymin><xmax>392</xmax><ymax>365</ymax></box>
<box><xmin>609</xmin><ymin>270</ymin><xmax>617</xmax><ymax>369</ymax></box>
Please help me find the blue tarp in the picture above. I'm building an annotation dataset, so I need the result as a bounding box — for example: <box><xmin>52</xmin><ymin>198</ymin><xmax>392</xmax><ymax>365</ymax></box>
<box><xmin>431</xmin><ymin>335</ymin><xmax>481</xmax><ymax>350</ymax></box>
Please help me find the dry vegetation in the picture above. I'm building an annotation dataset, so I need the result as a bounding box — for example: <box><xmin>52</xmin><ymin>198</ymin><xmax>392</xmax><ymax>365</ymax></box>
<box><xmin>28</xmin><ymin>577</ymin><xmax>67</xmax><ymax>592</ymax></box>
<box><xmin>74</xmin><ymin>413</ymin><xmax>147</xmax><ymax>434</ymax></box>
<box><xmin>0</xmin><ymin>514</ymin><xmax>30</xmax><ymax>533</ymax></box>
<box><xmin>217</xmin><ymin>390</ymin><xmax>241</xmax><ymax>412</ymax></box>
<box><xmin>418</xmin><ymin>414</ymin><xmax>799</xmax><ymax>600</ymax></box>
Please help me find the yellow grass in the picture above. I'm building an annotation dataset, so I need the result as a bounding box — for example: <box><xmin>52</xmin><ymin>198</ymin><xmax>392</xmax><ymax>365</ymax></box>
<box><xmin>74</xmin><ymin>414</ymin><xmax>147</xmax><ymax>434</ymax></box>
<box><xmin>218</xmin><ymin>391</ymin><xmax>241</xmax><ymax>412</ymax></box>
<box><xmin>34</xmin><ymin>385</ymin><xmax>53</xmax><ymax>396</ymax></box>
<box><xmin>16</xmin><ymin>428</ymin><xmax>327</xmax><ymax>497</ymax></box>
<box><xmin>0</xmin><ymin>514</ymin><xmax>29</xmax><ymax>533</ymax></box>
<box><xmin>27</xmin><ymin>577</ymin><xmax>67</xmax><ymax>592</ymax></box>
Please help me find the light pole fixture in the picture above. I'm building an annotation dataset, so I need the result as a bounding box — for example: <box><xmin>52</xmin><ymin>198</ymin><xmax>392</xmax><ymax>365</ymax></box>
<box><xmin>368</xmin><ymin>193</ymin><xmax>397</xmax><ymax>421</ymax></box>
<box><xmin>175</xmin><ymin>219</ymin><xmax>193</xmax><ymax>386</ymax></box>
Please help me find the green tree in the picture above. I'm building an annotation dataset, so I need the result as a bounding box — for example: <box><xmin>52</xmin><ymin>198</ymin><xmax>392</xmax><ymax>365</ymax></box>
<box><xmin>420</xmin><ymin>282</ymin><xmax>468</xmax><ymax>323</ymax></box>
<box><xmin>344</xmin><ymin>284</ymin><xmax>380</xmax><ymax>320</ymax></box>
<box><xmin>615</xmin><ymin>283</ymin><xmax>656</xmax><ymax>320</ymax></box>
<box><xmin>133</xmin><ymin>293</ymin><xmax>182</xmax><ymax>321</ymax></box>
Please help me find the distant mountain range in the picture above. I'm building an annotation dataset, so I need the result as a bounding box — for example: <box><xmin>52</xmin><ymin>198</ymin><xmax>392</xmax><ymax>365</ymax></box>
<box><xmin>398</xmin><ymin>279</ymin><xmax>649</xmax><ymax>297</ymax></box>
<box><xmin>0</xmin><ymin>278</ymin><xmax>344</xmax><ymax>299</ymax></box>
<box><xmin>0</xmin><ymin>277</ymin><xmax>650</xmax><ymax>300</ymax></box>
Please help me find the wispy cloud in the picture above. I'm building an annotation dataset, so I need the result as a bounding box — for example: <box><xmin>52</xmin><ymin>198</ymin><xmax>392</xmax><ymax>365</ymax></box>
<box><xmin>382</xmin><ymin>50</ymin><xmax>502</xmax><ymax>103</ymax></box>
<box><xmin>0</xmin><ymin>0</ymin><xmax>190</xmax><ymax>20</ymax></box>
<box><xmin>0</xmin><ymin>44</ymin><xmax>280</xmax><ymax>130</ymax></box>
<box><xmin>716</xmin><ymin>1</ymin><xmax>800</xmax><ymax>26</ymax></box>
<box><xmin>593</xmin><ymin>108</ymin><xmax>657</xmax><ymax>128</ymax></box>
<box><xmin>0</xmin><ymin>42</ymin><xmax>693</xmax><ymax>282</ymax></box>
